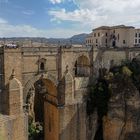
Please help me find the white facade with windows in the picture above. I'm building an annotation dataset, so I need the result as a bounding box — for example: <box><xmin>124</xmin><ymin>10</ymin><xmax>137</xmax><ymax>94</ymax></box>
<box><xmin>86</xmin><ymin>25</ymin><xmax>137</xmax><ymax>48</ymax></box>
<box><xmin>134</xmin><ymin>29</ymin><xmax>140</xmax><ymax>47</ymax></box>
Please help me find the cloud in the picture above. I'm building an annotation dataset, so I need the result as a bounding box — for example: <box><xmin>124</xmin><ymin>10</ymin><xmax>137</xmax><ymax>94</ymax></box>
<box><xmin>49</xmin><ymin>8</ymin><xmax>99</xmax><ymax>23</ymax></box>
<box><xmin>22</xmin><ymin>10</ymin><xmax>34</xmax><ymax>15</ymax></box>
<box><xmin>0</xmin><ymin>24</ymin><xmax>43</xmax><ymax>37</ymax></box>
<box><xmin>0</xmin><ymin>21</ymin><xmax>84</xmax><ymax>38</ymax></box>
<box><xmin>49</xmin><ymin>0</ymin><xmax>140</xmax><ymax>28</ymax></box>
<box><xmin>49</xmin><ymin>0</ymin><xmax>63</xmax><ymax>4</ymax></box>
<box><xmin>73</xmin><ymin>0</ymin><xmax>140</xmax><ymax>12</ymax></box>
<box><xmin>0</xmin><ymin>18</ymin><xmax>8</xmax><ymax>24</ymax></box>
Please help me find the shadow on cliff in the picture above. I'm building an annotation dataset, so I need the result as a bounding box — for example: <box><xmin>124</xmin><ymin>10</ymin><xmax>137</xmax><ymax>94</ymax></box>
<box><xmin>87</xmin><ymin>74</ymin><xmax>111</xmax><ymax>140</ymax></box>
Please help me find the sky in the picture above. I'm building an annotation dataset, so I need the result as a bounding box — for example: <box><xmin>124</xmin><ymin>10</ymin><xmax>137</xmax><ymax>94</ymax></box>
<box><xmin>0</xmin><ymin>0</ymin><xmax>140</xmax><ymax>38</ymax></box>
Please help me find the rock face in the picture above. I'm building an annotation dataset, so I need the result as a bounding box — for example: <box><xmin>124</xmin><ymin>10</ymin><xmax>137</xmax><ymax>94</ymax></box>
<box><xmin>87</xmin><ymin>111</ymin><xmax>98</xmax><ymax>140</ymax></box>
<box><xmin>103</xmin><ymin>78</ymin><xmax>140</xmax><ymax>140</ymax></box>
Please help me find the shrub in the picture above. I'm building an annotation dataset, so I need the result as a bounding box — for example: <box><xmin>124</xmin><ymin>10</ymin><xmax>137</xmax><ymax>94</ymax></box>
<box><xmin>29</xmin><ymin>121</ymin><xmax>43</xmax><ymax>139</ymax></box>
<box><xmin>122</xmin><ymin>66</ymin><xmax>132</xmax><ymax>77</ymax></box>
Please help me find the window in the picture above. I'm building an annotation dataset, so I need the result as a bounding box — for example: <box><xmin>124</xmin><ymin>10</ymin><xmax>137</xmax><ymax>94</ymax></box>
<box><xmin>40</xmin><ymin>62</ymin><xmax>45</xmax><ymax>71</ymax></box>
<box><xmin>98</xmin><ymin>32</ymin><xmax>100</xmax><ymax>37</ymax></box>
<box><xmin>135</xmin><ymin>39</ymin><xmax>137</xmax><ymax>44</ymax></box>
<box><xmin>113</xmin><ymin>30</ymin><xmax>115</xmax><ymax>34</ymax></box>
<box><xmin>123</xmin><ymin>40</ymin><xmax>126</xmax><ymax>44</ymax></box>
<box><xmin>118</xmin><ymin>34</ymin><xmax>119</xmax><ymax>40</ymax></box>
<box><xmin>139</xmin><ymin>33</ymin><xmax>140</xmax><ymax>38</ymax></box>
<box><xmin>135</xmin><ymin>33</ymin><xmax>137</xmax><ymax>37</ymax></box>
<box><xmin>139</xmin><ymin>39</ymin><xmax>140</xmax><ymax>44</ymax></box>
<box><xmin>96</xmin><ymin>39</ymin><xmax>98</xmax><ymax>43</ymax></box>
<box><xmin>94</xmin><ymin>33</ymin><xmax>96</xmax><ymax>37</ymax></box>
<box><xmin>106</xmin><ymin>33</ymin><xmax>108</xmax><ymax>37</ymax></box>
<box><xmin>75</xmin><ymin>61</ymin><xmax>77</xmax><ymax>75</ymax></box>
<box><xmin>112</xmin><ymin>40</ymin><xmax>116</xmax><ymax>47</ymax></box>
<box><xmin>38</xmin><ymin>58</ymin><xmax>46</xmax><ymax>72</ymax></box>
<box><xmin>105</xmin><ymin>39</ymin><xmax>107</xmax><ymax>44</ymax></box>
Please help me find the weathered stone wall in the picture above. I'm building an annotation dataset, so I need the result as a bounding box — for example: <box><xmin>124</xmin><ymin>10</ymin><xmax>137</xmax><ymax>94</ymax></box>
<box><xmin>61</xmin><ymin>47</ymin><xmax>91</xmax><ymax>78</ymax></box>
<box><xmin>21</xmin><ymin>47</ymin><xmax>58</xmax><ymax>101</ymax></box>
<box><xmin>0</xmin><ymin>114</ymin><xmax>28</xmax><ymax>140</ymax></box>
<box><xmin>3</xmin><ymin>48</ymin><xmax>22</xmax><ymax>85</ymax></box>
<box><xmin>44</xmin><ymin>102</ymin><xmax>59</xmax><ymax>140</ymax></box>
<box><xmin>1</xmin><ymin>46</ymin><xmax>140</xmax><ymax>140</ymax></box>
<box><xmin>103</xmin><ymin>79</ymin><xmax>140</xmax><ymax>140</ymax></box>
<box><xmin>59</xmin><ymin>103</ymin><xmax>87</xmax><ymax>140</ymax></box>
<box><xmin>94</xmin><ymin>48</ymin><xmax>140</xmax><ymax>72</ymax></box>
<box><xmin>0</xmin><ymin>49</ymin><xmax>28</xmax><ymax>140</ymax></box>
<box><xmin>0</xmin><ymin>48</ymin><xmax>4</xmax><ymax>113</ymax></box>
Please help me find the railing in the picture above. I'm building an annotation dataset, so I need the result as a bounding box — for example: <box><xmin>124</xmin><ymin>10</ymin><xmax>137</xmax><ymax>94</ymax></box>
<box><xmin>21</xmin><ymin>45</ymin><xmax>92</xmax><ymax>53</ymax></box>
<box><xmin>21</xmin><ymin>47</ymin><xmax>58</xmax><ymax>53</ymax></box>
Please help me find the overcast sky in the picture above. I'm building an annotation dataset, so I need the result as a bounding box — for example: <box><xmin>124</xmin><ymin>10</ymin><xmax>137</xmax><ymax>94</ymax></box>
<box><xmin>0</xmin><ymin>0</ymin><xmax>140</xmax><ymax>38</ymax></box>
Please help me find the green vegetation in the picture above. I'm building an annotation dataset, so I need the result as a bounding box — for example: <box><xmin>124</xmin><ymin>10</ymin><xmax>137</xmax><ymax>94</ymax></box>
<box><xmin>87</xmin><ymin>58</ymin><xmax>140</xmax><ymax>117</ymax></box>
<box><xmin>87</xmin><ymin>77</ymin><xmax>110</xmax><ymax>140</ymax></box>
<box><xmin>121</xmin><ymin>59</ymin><xmax>140</xmax><ymax>91</ymax></box>
<box><xmin>87</xmin><ymin>79</ymin><xmax>110</xmax><ymax>118</ymax></box>
<box><xmin>29</xmin><ymin>121</ymin><xmax>43</xmax><ymax>140</ymax></box>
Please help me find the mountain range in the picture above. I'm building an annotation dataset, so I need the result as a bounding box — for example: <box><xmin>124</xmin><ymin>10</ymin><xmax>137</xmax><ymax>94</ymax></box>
<box><xmin>0</xmin><ymin>33</ymin><xmax>88</xmax><ymax>45</ymax></box>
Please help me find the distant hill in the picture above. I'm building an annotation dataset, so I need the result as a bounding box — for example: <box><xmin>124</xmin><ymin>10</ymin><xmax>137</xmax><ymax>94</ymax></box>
<box><xmin>47</xmin><ymin>33</ymin><xmax>88</xmax><ymax>45</ymax></box>
<box><xmin>46</xmin><ymin>38</ymin><xmax>69</xmax><ymax>44</ymax></box>
<box><xmin>0</xmin><ymin>33</ymin><xmax>88</xmax><ymax>45</ymax></box>
<box><xmin>70</xmin><ymin>33</ymin><xmax>88</xmax><ymax>44</ymax></box>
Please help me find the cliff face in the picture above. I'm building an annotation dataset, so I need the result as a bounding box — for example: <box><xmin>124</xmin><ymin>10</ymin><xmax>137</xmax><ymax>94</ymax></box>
<box><xmin>103</xmin><ymin>78</ymin><xmax>140</xmax><ymax>140</ymax></box>
<box><xmin>87</xmin><ymin>62</ymin><xmax>140</xmax><ymax>140</ymax></box>
<box><xmin>87</xmin><ymin>111</ymin><xmax>98</xmax><ymax>140</ymax></box>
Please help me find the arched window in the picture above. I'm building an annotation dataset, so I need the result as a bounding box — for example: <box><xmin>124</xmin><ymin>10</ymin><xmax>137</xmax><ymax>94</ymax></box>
<box><xmin>38</xmin><ymin>58</ymin><xmax>46</xmax><ymax>72</ymax></box>
<box><xmin>75</xmin><ymin>61</ymin><xmax>77</xmax><ymax>76</ymax></box>
<box><xmin>40</xmin><ymin>62</ymin><xmax>45</xmax><ymax>71</ymax></box>
<box><xmin>75</xmin><ymin>55</ymin><xmax>90</xmax><ymax>77</ymax></box>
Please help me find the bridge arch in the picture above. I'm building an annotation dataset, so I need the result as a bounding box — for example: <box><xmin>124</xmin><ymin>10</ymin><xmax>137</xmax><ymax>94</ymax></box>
<box><xmin>74</xmin><ymin>55</ymin><xmax>90</xmax><ymax>77</ymax></box>
<box><xmin>24</xmin><ymin>73</ymin><xmax>57</xmax><ymax>101</ymax></box>
<box><xmin>24</xmin><ymin>73</ymin><xmax>58</xmax><ymax>140</ymax></box>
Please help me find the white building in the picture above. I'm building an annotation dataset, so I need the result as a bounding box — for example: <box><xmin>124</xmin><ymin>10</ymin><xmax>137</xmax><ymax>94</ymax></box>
<box><xmin>86</xmin><ymin>25</ymin><xmax>138</xmax><ymax>48</ymax></box>
<box><xmin>134</xmin><ymin>29</ymin><xmax>140</xmax><ymax>47</ymax></box>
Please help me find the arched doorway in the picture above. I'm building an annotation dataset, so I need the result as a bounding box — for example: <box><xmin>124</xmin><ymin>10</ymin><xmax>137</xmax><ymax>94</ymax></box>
<box><xmin>75</xmin><ymin>55</ymin><xmax>90</xmax><ymax>77</ymax></box>
<box><xmin>26</xmin><ymin>77</ymin><xmax>57</xmax><ymax>140</ymax></box>
<box><xmin>34</xmin><ymin>78</ymin><xmax>57</xmax><ymax>122</ymax></box>
<box><xmin>34</xmin><ymin>79</ymin><xmax>46</xmax><ymax>123</ymax></box>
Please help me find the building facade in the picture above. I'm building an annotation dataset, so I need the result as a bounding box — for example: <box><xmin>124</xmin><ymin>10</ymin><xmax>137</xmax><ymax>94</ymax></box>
<box><xmin>134</xmin><ymin>29</ymin><xmax>140</xmax><ymax>46</ymax></box>
<box><xmin>86</xmin><ymin>25</ymin><xmax>137</xmax><ymax>48</ymax></box>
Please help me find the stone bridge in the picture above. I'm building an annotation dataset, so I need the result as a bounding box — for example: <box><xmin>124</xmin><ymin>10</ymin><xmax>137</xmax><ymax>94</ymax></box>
<box><xmin>0</xmin><ymin>45</ymin><xmax>140</xmax><ymax>140</ymax></box>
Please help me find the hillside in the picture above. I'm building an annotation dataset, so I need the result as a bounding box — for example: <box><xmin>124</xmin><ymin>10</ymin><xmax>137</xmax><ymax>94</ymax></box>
<box><xmin>0</xmin><ymin>33</ymin><xmax>88</xmax><ymax>45</ymax></box>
